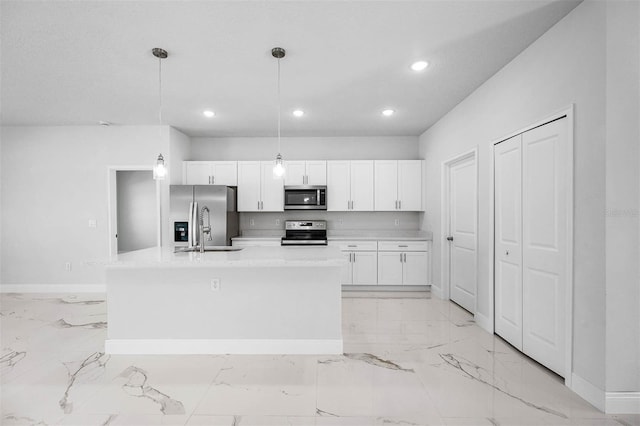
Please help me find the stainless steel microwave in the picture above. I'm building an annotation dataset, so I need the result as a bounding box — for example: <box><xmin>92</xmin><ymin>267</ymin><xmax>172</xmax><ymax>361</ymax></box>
<box><xmin>283</xmin><ymin>185</ymin><xmax>327</xmax><ymax>210</ymax></box>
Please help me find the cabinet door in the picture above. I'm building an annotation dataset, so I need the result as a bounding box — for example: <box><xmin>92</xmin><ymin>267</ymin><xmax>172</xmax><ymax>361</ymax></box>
<box><xmin>398</xmin><ymin>160</ymin><xmax>423</xmax><ymax>211</ymax></box>
<box><xmin>327</xmin><ymin>161</ymin><xmax>351</xmax><ymax>211</ymax></box>
<box><xmin>350</xmin><ymin>160</ymin><xmax>374</xmax><ymax>211</ymax></box>
<box><xmin>352</xmin><ymin>251</ymin><xmax>378</xmax><ymax>285</ymax></box>
<box><xmin>184</xmin><ymin>162</ymin><xmax>213</xmax><ymax>185</ymax></box>
<box><xmin>403</xmin><ymin>251</ymin><xmax>428</xmax><ymax>285</ymax></box>
<box><xmin>374</xmin><ymin>160</ymin><xmax>398</xmax><ymax>211</ymax></box>
<box><xmin>260</xmin><ymin>161</ymin><xmax>284</xmax><ymax>212</ymax></box>
<box><xmin>212</xmin><ymin>161</ymin><xmax>238</xmax><ymax>186</ymax></box>
<box><xmin>340</xmin><ymin>252</ymin><xmax>353</xmax><ymax>284</ymax></box>
<box><xmin>377</xmin><ymin>252</ymin><xmax>403</xmax><ymax>285</ymax></box>
<box><xmin>284</xmin><ymin>161</ymin><xmax>306</xmax><ymax>186</ymax></box>
<box><xmin>306</xmin><ymin>161</ymin><xmax>327</xmax><ymax>185</ymax></box>
<box><xmin>237</xmin><ymin>161</ymin><xmax>261</xmax><ymax>212</ymax></box>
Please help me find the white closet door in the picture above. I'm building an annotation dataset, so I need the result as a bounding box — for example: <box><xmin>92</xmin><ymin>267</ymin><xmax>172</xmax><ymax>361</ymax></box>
<box><xmin>521</xmin><ymin>119</ymin><xmax>567</xmax><ymax>376</ymax></box>
<box><xmin>494</xmin><ymin>135</ymin><xmax>523</xmax><ymax>350</ymax></box>
<box><xmin>449</xmin><ymin>156</ymin><xmax>477</xmax><ymax>313</ymax></box>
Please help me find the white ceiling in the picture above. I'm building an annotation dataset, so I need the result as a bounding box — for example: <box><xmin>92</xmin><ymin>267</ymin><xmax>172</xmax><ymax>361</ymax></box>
<box><xmin>0</xmin><ymin>1</ymin><xmax>580</xmax><ymax>137</ymax></box>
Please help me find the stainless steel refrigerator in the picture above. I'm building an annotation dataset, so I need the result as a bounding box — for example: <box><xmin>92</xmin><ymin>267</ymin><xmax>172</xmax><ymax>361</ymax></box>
<box><xmin>169</xmin><ymin>185</ymin><xmax>239</xmax><ymax>248</ymax></box>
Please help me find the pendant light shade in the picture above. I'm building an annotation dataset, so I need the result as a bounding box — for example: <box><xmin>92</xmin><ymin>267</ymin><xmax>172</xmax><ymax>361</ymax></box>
<box><xmin>153</xmin><ymin>153</ymin><xmax>167</xmax><ymax>180</ymax></box>
<box><xmin>152</xmin><ymin>48</ymin><xmax>168</xmax><ymax>181</ymax></box>
<box><xmin>272</xmin><ymin>47</ymin><xmax>286</xmax><ymax>179</ymax></box>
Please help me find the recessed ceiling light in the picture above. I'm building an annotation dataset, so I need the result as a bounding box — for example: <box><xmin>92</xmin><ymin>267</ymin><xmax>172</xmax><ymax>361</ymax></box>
<box><xmin>203</xmin><ymin>110</ymin><xmax>215</xmax><ymax>118</ymax></box>
<box><xmin>410</xmin><ymin>61</ymin><xmax>429</xmax><ymax>71</ymax></box>
<box><xmin>293</xmin><ymin>109</ymin><xmax>305</xmax><ymax>117</ymax></box>
<box><xmin>382</xmin><ymin>109</ymin><xmax>395</xmax><ymax>117</ymax></box>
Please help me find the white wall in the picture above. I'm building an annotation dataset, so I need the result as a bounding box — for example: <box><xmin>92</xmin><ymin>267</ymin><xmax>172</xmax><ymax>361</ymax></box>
<box><xmin>418</xmin><ymin>0</ymin><xmax>609</xmax><ymax>390</ymax></box>
<box><xmin>191</xmin><ymin>136</ymin><xmax>419</xmax><ymax>161</ymax></box>
<box><xmin>0</xmin><ymin>125</ymin><xmax>190</xmax><ymax>286</ymax></box>
<box><xmin>605</xmin><ymin>0</ymin><xmax>640</xmax><ymax>393</ymax></box>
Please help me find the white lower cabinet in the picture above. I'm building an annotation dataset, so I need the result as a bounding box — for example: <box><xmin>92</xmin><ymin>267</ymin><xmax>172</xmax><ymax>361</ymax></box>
<box><xmin>377</xmin><ymin>241</ymin><xmax>429</xmax><ymax>286</ymax></box>
<box><xmin>329</xmin><ymin>241</ymin><xmax>377</xmax><ymax>285</ymax></box>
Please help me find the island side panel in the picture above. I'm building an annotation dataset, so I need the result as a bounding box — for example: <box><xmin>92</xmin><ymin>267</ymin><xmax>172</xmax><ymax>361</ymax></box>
<box><xmin>106</xmin><ymin>264</ymin><xmax>342</xmax><ymax>353</ymax></box>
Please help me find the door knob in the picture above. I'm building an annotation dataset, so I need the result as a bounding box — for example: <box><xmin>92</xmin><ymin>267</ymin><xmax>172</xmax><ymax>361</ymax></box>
<box><xmin>446</xmin><ymin>236</ymin><xmax>453</xmax><ymax>241</ymax></box>
<box><xmin>506</xmin><ymin>250</ymin><xmax>510</xmax><ymax>256</ymax></box>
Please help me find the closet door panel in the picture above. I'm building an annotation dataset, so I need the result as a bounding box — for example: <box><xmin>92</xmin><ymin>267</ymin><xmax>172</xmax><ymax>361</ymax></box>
<box><xmin>522</xmin><ymin>118</ymin><xmax>567</xmax><ymax>376</ymax></box>
<box><xmin>494</xmin><ymin>135</ymin><xmax>523</xmax><ymax>350</ymax></box>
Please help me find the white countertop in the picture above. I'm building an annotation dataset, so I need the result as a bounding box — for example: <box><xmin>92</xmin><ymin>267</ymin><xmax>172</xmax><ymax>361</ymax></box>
<box><xmin>103</xmin><ymin>245</ymin><xmax>345</xmax><ymax>268</ymax></box>
<box><xmin>233</xmin><ymin>229</ymin><xmax>433</xmax><ymax>241</ymax></box>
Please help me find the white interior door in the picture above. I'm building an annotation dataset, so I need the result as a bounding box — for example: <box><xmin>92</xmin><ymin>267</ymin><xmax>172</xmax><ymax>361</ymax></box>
<box><xmin>521</xmin><ymin>119</ymin><xmax>567</xmax><ymax>376</ymax></box>
<box><xmin>494</xmin><ymin>135</ymin><xmax>524</xmax><ymax>350</ymax></box>
<box><xmin>447</xmin><ymin>155</ymin><xmax>477</xmax><ymax>313</ymax></box>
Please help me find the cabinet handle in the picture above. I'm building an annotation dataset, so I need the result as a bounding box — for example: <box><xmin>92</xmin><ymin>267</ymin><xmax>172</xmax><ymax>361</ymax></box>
<box><xmin>404</xmin><ymin>253</ymin><xmax>407</xmax><ymax>262</ymax></box>
<box><xmin>353</xmin><ymin>253</ymin><xmax>356</xmax><ymax>263</ymax></box>
<box><xmin>395</xmin><ymin>200</ymin><xmax>398</xmax><ymax>209</ymax></box>
<box><xmin>212</xmin><ymin>175</ymin><xmax>215</xmax><ymax>184</ymax></box>
<box><xmin>398</xmin><ymin>245</ymin><xmax>408</xmax><ymax>248</ymax></box>
<box><xmin>208</xmin><ymin>176</ymin><xmax>211</xmax><ymax>184</ymax></box>
<box><xmin>400</xmin><ymin>253</ymin><xmax>403</xmax><ymax>263</ymax></box>
<box><xmin>261</xmin><ymin>201</ymin><xmax>264</xmax><ymax>210</ymax></box>
<box><xmin>347</xmin><ymin>245</ymin><xmax>357</xmax><ymax>248</ymax></box>
<box><xmin>257</xmin><ymin>201</ymin><xmax>260</xmax><ymax>210</ymax></box>
<box><xmin>399</xmin><ymin>200</ymin><xmax>402</xmax><ymax>210</ymax></box>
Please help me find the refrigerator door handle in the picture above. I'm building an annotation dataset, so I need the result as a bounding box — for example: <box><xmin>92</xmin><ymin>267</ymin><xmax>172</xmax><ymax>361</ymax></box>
<box><xmin>190</xmin><ymin>201</ymin><xmax>199</xmax><ymax>247</ymax></box>
<box><xmin>188</xmin><ymin>202</ymin><xmax>194</xmax><ymax>247</ymax></box>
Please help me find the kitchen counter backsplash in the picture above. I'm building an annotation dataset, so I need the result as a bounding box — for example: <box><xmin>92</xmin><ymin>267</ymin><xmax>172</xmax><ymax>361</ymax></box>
<box><xmin>236</xmin><ymin>229</ymin><xmax>432</xmax><ymax>241</ymax></box>
<box><xmin>239</xmin><ymin>211</ymin><xmax>422</xmax><ymax>231</ymax></box>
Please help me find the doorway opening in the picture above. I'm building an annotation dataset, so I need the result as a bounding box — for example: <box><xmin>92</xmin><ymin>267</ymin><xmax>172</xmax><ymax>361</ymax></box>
<box><xmin>108</xmin><ymin>167</ymin><xmax>160</xmax><ymax>255</ymax></box>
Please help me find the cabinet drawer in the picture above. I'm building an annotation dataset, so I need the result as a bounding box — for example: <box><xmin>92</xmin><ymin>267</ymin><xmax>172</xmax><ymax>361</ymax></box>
<box><xmin>328</xmin><ymin>240</ymin><xmax>377</xmax><ymax>251</ymax></box>
<box><xmin>377</xmin><ymin>240</ymin><xmax>428</xmax><ymax>252</ymax></box>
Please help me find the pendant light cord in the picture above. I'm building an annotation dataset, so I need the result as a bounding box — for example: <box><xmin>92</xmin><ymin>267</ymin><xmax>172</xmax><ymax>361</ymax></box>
<box><xmin>158</xmin><ymin>56</ymin><xmax>163</xmax><ymax>126</ymax></box>
<box><xmin>277</xmin><ymin>56</ymin><xmax>281</xmax><ymax>155</ymax></box>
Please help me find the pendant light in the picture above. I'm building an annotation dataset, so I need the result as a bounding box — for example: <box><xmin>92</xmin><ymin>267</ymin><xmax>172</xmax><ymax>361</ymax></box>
<box><xmin>152</xmin><ymin>47</ymin><xmax>168</xmax><ymax>180</ymax></box>
<box><xmin>272</xmin><ymin>47</ymin><xmax>286</xmax><ymax>179</ymax></box>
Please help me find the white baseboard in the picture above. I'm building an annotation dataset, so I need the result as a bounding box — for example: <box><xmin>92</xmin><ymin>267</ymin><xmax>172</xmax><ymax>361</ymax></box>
<box><xmin>474</xmin><ymin>312</ymin><xmax>492</xmax><ymax>333</ymax></box>
<box><xmin>105</xmin><ymin>338</ymin><xmax>344</xmax><ymax>355</ymax></box>
<box><xmin>571</xmin><ymin>373</ymin><xmax>605</xmax><ymax>412</ymax></box>
<box><xmin>606</xmin><ymin>392</ymin><xmax>640</xmax><ymax>414</ymax></box>
<box><xmin>431</xmin><ymin>285</ymin><xmax>444</xmax><ymax>299</ymax></box>
<box><xmin>0</xmin><ymin>284</ymin><xmax>106</xmax><ymax>293</ymax></box>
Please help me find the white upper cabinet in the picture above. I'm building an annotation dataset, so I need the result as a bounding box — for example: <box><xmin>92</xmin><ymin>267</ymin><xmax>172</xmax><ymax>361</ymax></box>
<box><xmin>237</xmin><ymin>161</ymin><xmax>284</xmax><ymax>212</ymax></box>
<box><xmin>327</xmin><ymin>161</ymin><xmax>351</xmax><ymax>211</ymax></box>
<box><xmin>327</xmin><ymin>160</ymin><xmax>374</xmax><ymax>211</ymax></box>
<box><xmin>184</xmin><ymin>161</ymin><xmax>237</xmax><ymax>186</ymax></box>
<box><xmin>374</xmin><ymin>160</ymin><xmax>423</xmax><ymax>211</ymax></box>
<box><xmin>284</xmin><ymin>160</ymin><xmax>327</xmax><ymax>185</ymax></box>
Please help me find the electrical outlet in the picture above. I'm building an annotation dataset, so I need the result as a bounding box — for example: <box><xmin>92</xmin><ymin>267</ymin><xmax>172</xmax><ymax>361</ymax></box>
<box><xmin>65</xmin><ymin>262</ymin><xmax>72</xmax><ymax>272</ymax></box>
<box><xmin>394</xmin><ymin>219</ymin><xmax>400</xmax><ymax>226</ymax></box>
<box><xmin>250</xmin><ymin>219</ymin><xmax>255</xmax><ymax>227</ymax></box>
<box><xmin>210</xmin><ymin>278</ymin><xmax>221</xmax><ymax>292</ymax></box>
<box><xmin>275</xmin><ymin>219</ymin><xmax>280</xmax><ymax>226</ymax></box>
<box><xmin>88</xmin><ymin>219</ymin><xmax>97</xmax><ymax>228</ymax></box>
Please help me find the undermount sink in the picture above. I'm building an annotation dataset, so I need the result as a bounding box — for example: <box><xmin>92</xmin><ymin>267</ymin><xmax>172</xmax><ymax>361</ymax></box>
<box><xmin>174</xmin><ymin>246</ymin><xmax>243</xmax><ymax>253</ymax></box>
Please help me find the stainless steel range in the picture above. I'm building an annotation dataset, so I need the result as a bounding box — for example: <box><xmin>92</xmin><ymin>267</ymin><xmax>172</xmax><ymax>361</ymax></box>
<box><xmin>280</xmin><ymin>220</ymin><xmax>327</xmax><ymax>246</ymax></box>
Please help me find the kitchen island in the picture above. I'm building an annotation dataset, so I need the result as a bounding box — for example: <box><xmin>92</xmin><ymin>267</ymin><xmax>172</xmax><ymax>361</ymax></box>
<box><xmin>104</xmin><ymin>245</ymin><xmax>344</xmax><ymax>355</ymax></box>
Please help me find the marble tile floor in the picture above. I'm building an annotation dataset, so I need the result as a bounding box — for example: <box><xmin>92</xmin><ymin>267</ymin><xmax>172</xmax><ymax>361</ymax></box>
<box><xmin>1</xmin><ymin>292</ymin><xmax>638</xmax><ymax>426</ymax></box>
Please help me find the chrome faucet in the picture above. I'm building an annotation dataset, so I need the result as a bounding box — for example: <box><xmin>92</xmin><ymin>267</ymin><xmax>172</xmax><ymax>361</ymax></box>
<box><xmin>199</xmin><ymin>206</ymin><xmax>212</xmax><ymax>253</ymax></box>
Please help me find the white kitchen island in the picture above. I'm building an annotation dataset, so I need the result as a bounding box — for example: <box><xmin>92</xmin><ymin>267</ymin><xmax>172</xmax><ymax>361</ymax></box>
<box><xmin>104</xmin><ymin>245</ymin><xmax>344</xmax><ymax>355</ymax></box>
